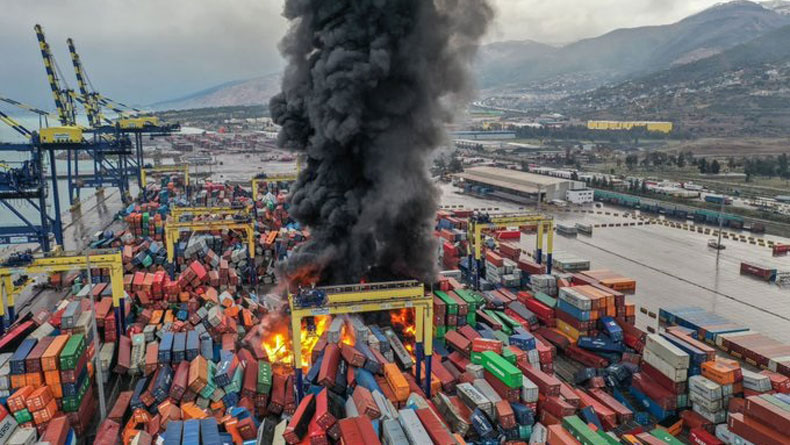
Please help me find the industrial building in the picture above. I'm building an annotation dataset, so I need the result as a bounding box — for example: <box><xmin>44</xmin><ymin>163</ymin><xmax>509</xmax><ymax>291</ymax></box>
<box><xmin>566</xmin><ymin>188</ymin><xmax>594</xmax><ymax>204</ymax></box>
<box><xmin>454</xmin><ymin>166</ymin><xmax>582</xmax><ymax>204</ymax></box>
<box><xmin>587</xmin><ymin>120</ymin><xmax>673</xmax><ymax>133</ymax></box>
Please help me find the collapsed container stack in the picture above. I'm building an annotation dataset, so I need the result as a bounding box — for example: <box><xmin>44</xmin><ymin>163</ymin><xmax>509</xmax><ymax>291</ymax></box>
<box><xmin>141</xmin><ymin>173</ymin><xmax>189</xmax><ymax>205</ymax></box>
<box><xmin>0</xmin><ymin>290</ymin><xmax>112</xmax><ymax>443</ymax></box>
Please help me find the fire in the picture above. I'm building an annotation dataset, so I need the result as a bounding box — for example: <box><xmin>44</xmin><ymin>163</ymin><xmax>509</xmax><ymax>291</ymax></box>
<box><xmin>390</xmin><ymin>309</ymin><xmax>417</xmax><ymax>354</ymax></box>
<box><xmin>261</xmin><ymin>315</ymin><xmax>330</xmax><ymax>370</ymax></box>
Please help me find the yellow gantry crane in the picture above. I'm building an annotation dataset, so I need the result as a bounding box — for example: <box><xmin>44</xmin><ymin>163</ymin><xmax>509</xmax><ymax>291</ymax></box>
<box><xmin>34</xmin><ymin>24</ymin><xmax>78</xmax><ymax>128</ymax></box>
<box><xmin>141</xmin><ymin>164</ymin><xmax>190</xmax><ymax>188</ymax></box>
<box><xmin>66</xmin><ymin>38</ymin><xmax>105</xmax><ymax>128</ymax></box>
<box><xmin>0</xmin><ymin>249</ymin><xmax>126</xmax><ymax>336</ymax></box>
<box><xmin>164</xmin><ymin>218</ymin><xmax>255</xmax><ymax>265</ymax></box>
<box><xmin>467</xmin><ymin>212</ymin><xmax>554</xmax><ymax>289</ymax></box>
<box><xmin>169</xmin><ymin>205</ymin><xmax>250</xmax><ymax>221</ymax></box>
<box><xmin>288</xmin><ymin>280</ymin><xmax>432</xmax><ymax>401</ymax></box>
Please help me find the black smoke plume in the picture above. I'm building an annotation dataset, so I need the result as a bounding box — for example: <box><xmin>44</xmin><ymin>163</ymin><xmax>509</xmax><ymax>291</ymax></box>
<box><xmin>271</xmin><ymin>0</ymin><xmax>493</xmax><ymax>285</ymax></box>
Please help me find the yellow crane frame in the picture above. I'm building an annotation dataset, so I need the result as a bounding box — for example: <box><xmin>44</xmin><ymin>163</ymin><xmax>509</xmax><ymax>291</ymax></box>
<box><xmin>288</xmin><ymin>280</ymin><xmax>432</xmax><ymax>401</ymax></box>
<box><xmin>141</xmin><ymin>164</ymin><xmax>189</xmax><ymax>187</ymax></box>
<box><xmin>0</xmin><ymin>250</ymin><xmax>125</xmax><ymax>336</ymax></box>
<box><xmin>164</xmin><ymin>219</ymin><xmax>255</xmax><ymax>262</ymax></box>
<box><xmin>467</xmin><ymin>213</ymin><xmax>554</xmax><ymax>289</ymax></box>
<box><xmin>251</xmin><ymin>172</ymin><xmax>298</xmax><ymax>199</ymax></box>
<box><xmin>169</xmin><ymin>206</ymin><xmax>250</xmax><ymax>221</ymax></box>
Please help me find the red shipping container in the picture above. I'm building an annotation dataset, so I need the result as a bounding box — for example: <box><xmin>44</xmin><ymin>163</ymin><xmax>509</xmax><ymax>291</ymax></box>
<box><xmin>353</xmin><ymin>417</ymin><xmax>381</xmax><ymax>445</ymax></box>
<box><xmin>445</xmin><ymin>331</ymin><xmax>471</xmax><ymax>356</ymax></box>
<box><xmin>472</xmin><ymin>338</ymin><xmax>502</xmax><ymax>354</ymax></box>
<box><xmin>728</xmin><ymin>412</ymin><xmax>790</xmax><ymax>445</ymax></box>
<box><xmin>689</xmin><ymin>427</ymin><xmax>724</xmax><ymax>445</ymax></box>
<box><xmin>518</xmin><ymin>363</ymin><xmax>560</xmax><ymax>397</ymax></box>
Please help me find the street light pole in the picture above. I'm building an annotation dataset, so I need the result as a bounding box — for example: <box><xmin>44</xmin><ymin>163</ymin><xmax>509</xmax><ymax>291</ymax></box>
<box><xmin>85</xmin><ymin>253</ymin><xmax>107</xmax><ymax>420</ymax></box>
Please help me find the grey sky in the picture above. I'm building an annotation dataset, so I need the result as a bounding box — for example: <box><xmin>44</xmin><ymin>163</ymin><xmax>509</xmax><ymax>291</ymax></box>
<box><xmin>1</xmin><ymin>0</ymin><xmax>723</xmax><ymax>108</ymax></box>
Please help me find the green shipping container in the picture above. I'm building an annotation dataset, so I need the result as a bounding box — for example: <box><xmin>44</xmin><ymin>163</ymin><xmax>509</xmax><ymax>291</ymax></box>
<box><xmin>434</xmin><ymin>325</ymin><xmax>447</xmax><ymax>339</ymax></box>
<box><xmin>648</xmin><ymin>429</ymin><xmax>685</xmax><ymax>445</ymax></box>
<box><xmin>562</xmin><ymin>415</ymin><xmax>608</xmax><ymax>445</ymax></box>
<box><xmin>62</xmin><ymin>375</ymin><xmax>90</xmax><ymax>412</ymax></box>
<box><xmin>434</xmin><ymin>291</ymin><xmax>458</xmax><ymax>315</ymax></box>
<box><xmin>59</xmin><ymin>334</ymin><xmax>86</xmax><ymax>370</ymax></box>
<box><xmin>502</xmin><ymin>348</ymin><xmax>517</xmax><ymax>365</ymax></box>
<box><xmin>470</xmin><ymin>352</ymin><xmax>482</xmax><ymax>365</ymax></box>
<box><xmin>596</xmin><ymin>430</ymin><xmax>621</xmax><ymax>445</ymax></box>
<box><xmin>257</xmin><ymin>361</ymin><xmax>272</xmax><ymax>394</ymax></box>
<box><xmin>200</xmin><ymin>362</ymin><xmax>217</xmax><ymax>399</ymax></box>
<box><xmin>534</xmin><ymin>291</ymin><xmax>557</xmax><ymax>308</ymax></box>
<box><xmin>13</xmin><ymin>409</ymin><xmax>31</xmax><ymax>424</ymax></box>
<box><xmin>454</xmin><ymin>289</ymin><xmax>481</xmax><ymax>325</ymax></box>
<box><xmin>518</xmin><ymin>425</ymin><xmax>532</xmax><ymax>440</ymax></box>
<box><xmin>494</xmin><ymin>311</ymin><xmax>522</xmax><ymax>331</ymax></box>
<box><xmin>484</xmin><ymin>310</ymin><xmax>512</xmax><ymax>335</ymax></box>
<box><xmin>479</xmin><ymin>350</ymin><xmax>522</xmax><ymax>389</ymax></box>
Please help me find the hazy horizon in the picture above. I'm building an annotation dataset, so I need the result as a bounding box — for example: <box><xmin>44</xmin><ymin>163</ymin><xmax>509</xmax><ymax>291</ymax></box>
<box><xmin>0</xmin><ymin>0</ymin><xmax>736</xmax><ymax>109</ymax></box>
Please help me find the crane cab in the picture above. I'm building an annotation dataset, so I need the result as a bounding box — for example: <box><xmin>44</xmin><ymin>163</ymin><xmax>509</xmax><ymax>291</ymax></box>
<box><xmin>38</xmin><ymin>126</ymin><xmax>83</xmax><ymax>144</ymax></box>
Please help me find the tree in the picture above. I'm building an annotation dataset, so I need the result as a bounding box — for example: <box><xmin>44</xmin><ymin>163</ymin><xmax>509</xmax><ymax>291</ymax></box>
<box><xmin>448</xmin><ymin>155</ymin><xmax>463</xmax><ymax>173</ymax></box>
<box><xmin>641</xmin><ymin>180</ymin><xmax>648</xmax><ymax>194</ymax></box>
<box><xmin>625</xmin><ymin>154</ymin><xmax>638</xmax><ymax>170</ymax></box>
<box><xmin>778</xmin><ymin>153</ymin><xmax>789</xmax><ymax>180</ymax></box>
<box><xmin>710</xmin><ymin>160</ymin><xmax>721</xmax><ymax>175</ymax></box>
<box><xmin>676</xmin><ymin>155</ymin><xmax>685</xmax><ymax>168</ymax></box>
<box><xmin>698</xmin><ymin>158</ymin><xmax>708</xmax><ymax>174</ymax></box>
<box><xmin>433</xmin><ymin>156</ymin><xmax>447</xmax><ymax>172</ymax></box>
<box><xmin>727</xmin><ymin>157</ymin><xmax>736</xmax><ymax>170</ymax></box>
<box><xmin>616</xmin><ymin>158</ymin><xmax>623</xmax><ymax>169</ymax></box>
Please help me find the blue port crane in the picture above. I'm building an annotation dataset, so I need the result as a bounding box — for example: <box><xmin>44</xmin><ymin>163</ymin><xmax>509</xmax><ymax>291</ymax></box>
<box><xmin>64</xmin><ymin>35</ymin><xmax>180</xmax><ymax>191</ymax></box>
<box><xmin>33</xmin><ymin>25</ymin><xmax>136</xmax><ymax>207</ymax></box>
<box><xmin>0</xmin><ymin>107</ymin><xmax>62</xmax><ymax>252</ymax></box>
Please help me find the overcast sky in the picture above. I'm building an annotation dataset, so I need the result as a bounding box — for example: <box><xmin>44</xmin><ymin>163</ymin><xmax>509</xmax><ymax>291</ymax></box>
<box><xmin>1</xmin><ymin>0</ymin><xmax>723</xmax><ymax>108</ymax></box>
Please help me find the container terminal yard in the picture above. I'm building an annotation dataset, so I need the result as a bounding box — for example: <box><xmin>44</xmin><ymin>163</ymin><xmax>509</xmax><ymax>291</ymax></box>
<box><xmin>1</xmin><ymin>11</ymin><xmax>790</xmax><ymax>445</ymax></box>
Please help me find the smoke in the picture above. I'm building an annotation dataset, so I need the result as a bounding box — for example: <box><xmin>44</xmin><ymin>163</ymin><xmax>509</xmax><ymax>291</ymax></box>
<box><xmin>271</xmin><ymin>0</ymin><xmax>493</xmax><ymax>285</ymax></box>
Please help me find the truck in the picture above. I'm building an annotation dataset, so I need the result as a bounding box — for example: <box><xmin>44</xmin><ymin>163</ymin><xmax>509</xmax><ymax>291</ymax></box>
<box><xmin>704</xmin><ymin>195</ymin><xmax>732</xmax><ymax>205</ymax></box>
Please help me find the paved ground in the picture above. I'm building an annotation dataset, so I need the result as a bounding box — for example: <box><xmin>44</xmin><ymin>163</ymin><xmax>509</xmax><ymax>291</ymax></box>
<box><xmin>438</xmin><ymin>182</ymin><xmax>790</xmax><ymax>343</ymax></box>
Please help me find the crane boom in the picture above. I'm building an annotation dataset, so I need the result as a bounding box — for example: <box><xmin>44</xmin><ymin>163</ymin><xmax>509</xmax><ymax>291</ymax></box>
<box><xmin>0</xmin><ymin>96</ymin><xmax>56</xmax><ymax>118</ymax></box>
<box><xmin>0</xmin><ymin>110</ymin><xmax>33</xmax><ymax>139</ymax></box>
<box><xmin>34</xmin><ymin>24</ymin><xmax>76</xmax><ymax>126</ymax></box>
<box><xmin>66</xmin><ymin>38</ymin><xmax>104</xmax><ymax>127</ymax></box>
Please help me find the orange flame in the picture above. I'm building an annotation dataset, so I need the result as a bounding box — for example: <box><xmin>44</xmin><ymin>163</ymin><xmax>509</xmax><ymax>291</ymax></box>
<box><xmin>390</xmin><ymin>309</ymin><xmax>417</xmax><ymax>354</ymax></box>
<box><xmin>261</xmin><ymin>315</ymin><xmax>330</xmax><ymax>369</ymax></box>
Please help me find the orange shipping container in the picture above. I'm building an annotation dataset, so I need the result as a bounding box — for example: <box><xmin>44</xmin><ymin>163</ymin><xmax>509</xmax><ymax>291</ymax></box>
<box><xmin>41</xmin><ymin>335</ymin><xmax>70</xmax><ymax>371</ymax></box>
<box><xmin>25</xmin><ymin>386</ymin><xmax>54</xmax><ymax>412</ymax></box>
<box><xmin>383</xmin><ymin>363</ymin><xmax>409</xmax><ymax>402</ymax></box>
<box><xmin>7</xmin><ymin>386</ymin><xmax>33</xmax><ymax>412</ymax></box>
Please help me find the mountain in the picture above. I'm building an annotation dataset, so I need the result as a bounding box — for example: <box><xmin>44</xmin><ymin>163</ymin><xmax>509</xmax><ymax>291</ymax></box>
<box><xmin>475</xmin><ymin>1</ymin><xmax>790</xmax><ymax>93</ymax></box>
<box><xmin>762</xmin><ymin>0</ymin><xmax>790</xmax><ymax>14</ymax></box>
<box><xmin>152</xmin><ymin>73</ymin><xmax>281</xmax><ymax>110</ymax></box>
<box><xmin>560</xmin><ymin>24</ymin><xmax>790</xmax><ymax>136</ymax></box>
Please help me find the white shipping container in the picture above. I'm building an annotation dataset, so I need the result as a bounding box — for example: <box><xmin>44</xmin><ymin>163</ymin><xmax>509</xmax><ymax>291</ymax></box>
<box><xmin>399</xmin><ymin>409</ymin><xmax>433</xmax><ymax>445</ymax></box>
<box><xmin>692</xmin><ymin>403</ymin><xmax>726</xmax><ymax>424</ymax></box>
<box><xmin>741</xmin><ymin>369</ymin><xmax>772</xmax><ymax>392</ymax></box>
<box><xmin>646</xmin><ymin>334</ymin><xmax>690</xmax><ymax>369</ymax></box>
<box><xmin>522</xmin><ymin>376</ymin><xmax>539</xmax><ymax>403</ymax></box>
<box><xmin>643</xmin><ymin>349</ymin><xmax>688</xmax><ymax>383</ymax></box>
<box><xmin>0</xmin><ymin>416</ymin><xmax>17</xmax><ymax>445</ymax></box>
<box><xmin>6</xmin><ymin>428</ymin><xmax>34</xmax><ymax>445</ymax></box>
<box><xmin>473</xmin><ymin>379</ymin><xmax>503</xmax><ymax>406</ymax></box>
<box><xmin>690</xmin><ymin>390</ymin><xmax>723</xmax><ymax>412</ymax></box>
<box><xmin>558</xmin><ymin>287</ymin><xmax>592</xmax><ymax>311</ymax></box>
<box><xmin>689</xmin><ymin>375</ymin><xmax>722</xmax><ymax>401</ymax></box>
<box><xmin>768</xmin><ymin>355</ymin><xmax>790</xmax><ymax>373</ymax></box>
<box><xmin>529</xmin><ymin>423</ymin><xmax>548</xmax><ymax>445</ymax></box>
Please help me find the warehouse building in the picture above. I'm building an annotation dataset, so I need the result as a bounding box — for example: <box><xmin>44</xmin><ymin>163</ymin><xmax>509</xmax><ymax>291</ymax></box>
<box><xmin>454</xmin><ymin>166</ymin><xmax>581</xmax><ymax>204</ymax></box>
<box><xmin>587</xmin><ymin>120</ymin><xmax>673</xmax><ymax>133</ymax></box>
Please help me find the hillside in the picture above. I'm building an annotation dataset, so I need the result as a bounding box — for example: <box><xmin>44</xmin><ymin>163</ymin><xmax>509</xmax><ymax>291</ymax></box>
<box><xmin>561</xmin><ymin>24</ymin><xmax>790</xmax><ymax>136</ymax></box>
<box><xmin>476</xmin><ymin>1</ymin><xmax>790</xmax><ymax>95</ymax></box>
<box><xmin>152</xmin><ymin>73</ymin><xmax>281</xmax><ymax>110</ymax></box>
